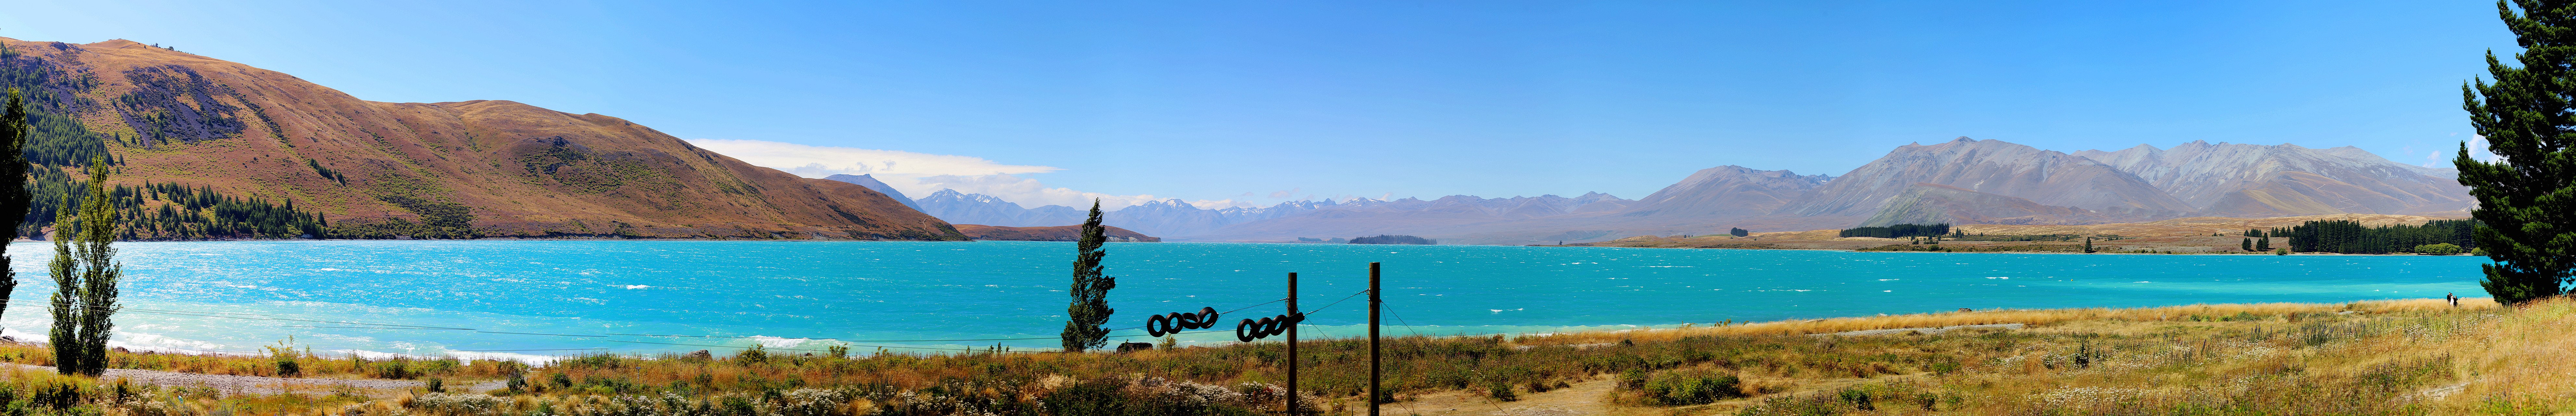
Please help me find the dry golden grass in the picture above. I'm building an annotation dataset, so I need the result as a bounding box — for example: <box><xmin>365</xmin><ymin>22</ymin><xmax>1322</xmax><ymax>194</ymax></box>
<box><xmin>0</xmin><ymin>296</ymin><xmax>2564</xmax><ymax>416</ymax></box>
<box><xmin>0</xmin><ymin>343</ymin><xmax>512</xmax><ymax>381</ymax></box>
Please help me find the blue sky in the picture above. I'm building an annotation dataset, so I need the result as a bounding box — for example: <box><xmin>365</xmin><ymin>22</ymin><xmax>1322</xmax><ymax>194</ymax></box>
<box><xmin>0</xmin><ymin>1</ymin><xmax>2515</xmax><ymax>208</ymax></box>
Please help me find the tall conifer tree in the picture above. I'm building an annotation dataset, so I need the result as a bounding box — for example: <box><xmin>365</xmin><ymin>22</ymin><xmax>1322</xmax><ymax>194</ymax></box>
<box><xmin>71</xmin><ymin>157</ymin><xmax>120</xmax><ymax>375</ymax></box>
<box><xmin>2461</xmin><ymin>0</ymin><xmax>2576</xmax><ymax>305</ymax></box>
<box><xmin>44</xmin><ymin>157</ymin><xmax>121</xmax><ymax>375</ymax></box>
<box><xmin>1060</xmin><ymin>200</ymin><xmax>1114</xmax><ymax>352</ymax></box>
<box><xmin>0</xmin><ymin>89</ymin><xmax>26</xmax><ymax>326</ymax></box>
<box><xmin>45</xmin><ymin>193</ymin><xmax>78</xmax><ymax>374</ymax></box>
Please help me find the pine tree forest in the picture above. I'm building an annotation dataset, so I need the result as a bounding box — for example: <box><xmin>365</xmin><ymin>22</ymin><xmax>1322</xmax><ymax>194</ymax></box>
<box><xmin>2273</xmin><ymin>219</ymin><xmax>2479</xmax><ymax>254</ymax></box>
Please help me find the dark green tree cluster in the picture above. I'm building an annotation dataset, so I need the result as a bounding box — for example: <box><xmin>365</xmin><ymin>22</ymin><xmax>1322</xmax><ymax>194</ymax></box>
<box><xmin>323</xmin><ymin>195</ymin><xmax>481</xmax><ymax>239</ymax></box>
<box><xmin>2460</xmin><ymin>0</ymin><xmax>2576</xmax><ymax>305</ymax></box>
<box><xmin>1838</xmin><ymin>223</ymin><xmax>1951</xmax><ymax>239</ymax></box>
<box><xmin>1728</xmin><ymin>228</ymin><xmax>1749</xmax><ymax>237</ymax></box>
<box><xmin>1060</xmin><ymin>200</ymin><xmax>1114</xmax><ymax>353</ymax></box>
<box><xmin>2272</xmin><ymin>219</ymin><xmax>2479</xmax><ymax>254</ymax></box>
<box><xmin>47</xmin><ymin>156</ymin><xmax>121</xmax><ymax>376</ymax></box>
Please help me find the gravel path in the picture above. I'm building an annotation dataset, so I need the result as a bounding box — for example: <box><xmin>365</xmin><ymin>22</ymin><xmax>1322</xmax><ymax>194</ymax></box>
<box><xmin>0</xmin><ymin>364</ymin><xmax>501</xmax><ymax>396</ymax></box>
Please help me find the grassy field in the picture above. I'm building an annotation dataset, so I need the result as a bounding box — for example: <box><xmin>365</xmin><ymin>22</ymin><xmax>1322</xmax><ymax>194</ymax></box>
<box><xmin>0</xmin><ymin>296</ymin><xmax>2564</xmax><ymax>415</ymax></box>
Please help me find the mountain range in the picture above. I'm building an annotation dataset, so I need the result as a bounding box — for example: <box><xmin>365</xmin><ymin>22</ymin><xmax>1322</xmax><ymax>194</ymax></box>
<box><xmin>891</xmin><ymin>137</ymin><xmax>2470</xmax><ymax>244</ymax></box>
<box><xmin>0</xmin><ymin>37</ymin><xmax>960</xmax><ymax>240</ymax></box>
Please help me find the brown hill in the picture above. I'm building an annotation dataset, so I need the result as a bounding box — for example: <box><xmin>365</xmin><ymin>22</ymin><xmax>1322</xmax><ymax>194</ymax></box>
<box><xmin>953</xmin><ymin>224</ymin><xmax>1158</xmax><ymax>242</ymax></box>
<box><xmin>0</xmin><ymin>37</ymin><xmax>961</xmax><ymax>240</ymax></box>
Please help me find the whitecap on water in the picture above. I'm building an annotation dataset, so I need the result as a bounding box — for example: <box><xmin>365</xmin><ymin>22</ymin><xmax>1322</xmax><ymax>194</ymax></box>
<box><xmin>446</xmin><ymin>350</ymin><xmax>570</xmax><ymax>365</ymax></box>
<box><xmin>623</xmin><ymin>285</ymin><xmax>651</xmax><ymax>289</ymax></box>
<box><xmin>748</xmin><ymin>335</ymin><xmax>815</xmax><ymax>348</ymax></box>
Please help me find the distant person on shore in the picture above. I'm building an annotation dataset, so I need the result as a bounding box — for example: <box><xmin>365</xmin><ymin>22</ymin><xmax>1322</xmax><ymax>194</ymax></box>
<box><xmin>2447</xmin><ymin>292</ymin><xmax>2458</xmax><ymax>308</ymax></box>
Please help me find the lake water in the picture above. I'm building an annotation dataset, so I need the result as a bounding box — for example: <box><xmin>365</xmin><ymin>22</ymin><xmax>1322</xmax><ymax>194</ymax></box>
<box><xmin>0</xmin><ymin>241</ymin><xmax>2486</xmax><ymax>360</ymax></box>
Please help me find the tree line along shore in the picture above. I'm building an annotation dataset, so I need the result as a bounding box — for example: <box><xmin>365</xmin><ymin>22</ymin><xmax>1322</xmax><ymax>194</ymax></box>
<box><xmin>0</xmin><ymin>297</ymin><xmax>2558</xmax><ymax>415</ymax></box>
<box><xmin>1581</xmin><ymin>217</ymin><xmax>2487</xmax><ymax>256</ymax></box>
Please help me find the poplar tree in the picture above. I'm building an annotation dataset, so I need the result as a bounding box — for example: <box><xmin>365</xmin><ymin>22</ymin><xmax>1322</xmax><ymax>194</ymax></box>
<box><xmin>45</xmin><ymin>157</ymin><xmax>121</xmax><ymax>375</ymax></box>
<box><xmin>2461</xmin><ymin>0</ymin><xmax>2576</xmax><ymax>305</ymax></box>
<box><xmin>72</xmin><ymin>157</ymin><xmax>121</xmax><ymax>375</ymax></box>
<box><xmin>46</xmin><ymin>193</ymin><xmax>76</xmax><ymax>373</ymax></box>
<box><xmin>1060</xmin><ymin>200</ymin><xmax>1114</xmax><ymax>352</ymax></box>
<box><xmin>2083</xmin><ymin>237</ymin><xmax>2096</xmax><ymax>254</ymax></box>
<box><xmin>0</xmin><ymin>89</ymin><xmax>26</xmax><ymax>325</ymax></box>
<box><xmin>2241</xmin><ymin>238</ymin><xmax>2254</xmax><ymax>252</ymax></box>
<box><xmin>2255</xmin><ymin>237</ymin><xmax>2272</xmax><ymax>252</ymax></box>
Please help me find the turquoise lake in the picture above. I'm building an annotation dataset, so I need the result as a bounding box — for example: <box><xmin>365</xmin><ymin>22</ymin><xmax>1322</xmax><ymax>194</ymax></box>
<box><xmin>0</xmin><ymin>241</ymin><xmax>2487</xmax><ymax>360</ymax></box>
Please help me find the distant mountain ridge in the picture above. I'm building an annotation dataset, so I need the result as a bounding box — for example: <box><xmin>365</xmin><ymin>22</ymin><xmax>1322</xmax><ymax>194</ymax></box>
<box><xmin>917</xmin><ymin>136</ymin><xmax>2469</xmax><ymax>244</ymax></box>
<box><xmin>824</xmin><ymin>174</ymin><xmax>920</xmax><ymax>211</ymax></box>
<box><xmin>909</xmin><ymin>189</ymin><xmax>1638</xmax><ymax>241</ymax></box>
<box><xmin>1785</xmin><ymin>137</ymin><xmax>2195</xmax><ymax>217</ymax></box>
<box><xmin>2070</xmin><ymin>141</ymin><xmax>2471</xmax><ymax>216</ymax></box>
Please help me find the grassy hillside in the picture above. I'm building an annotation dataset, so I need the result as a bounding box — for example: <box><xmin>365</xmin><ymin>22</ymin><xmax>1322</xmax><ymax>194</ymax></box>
<box><xmin>0</xmin><ymin>297</ymin><xmax>2564</xmax><ymax>415</ymax></box>
<box><xmin>0</xmin><ymin>37</ymin><xmax>963</xmax><ymax>240</ymax></box>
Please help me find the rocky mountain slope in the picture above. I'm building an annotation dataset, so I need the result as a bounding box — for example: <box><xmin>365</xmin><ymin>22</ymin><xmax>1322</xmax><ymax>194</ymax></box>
<box><xmin>1784</xmin><ymin>137</ymin><xmax>2194</xmax><ymax>217</ymax></box>
<box><xmin>2071</xmin><ymin>141</ymin><xmax>2471</xmax><ymax>216</ymax></box>
<box><xmin>1856</xmin><ymin>184</ymin><xmax>2126</xmax><ymax>227</ymax></box>
<box><xmin>0</xmin><ymin>37</ymin><xmax>962</xmax><ymax>240</ymax></box>
<box><xmin>911</xmin><ymin>189</ymin><xmax>1091</xmax><ymax>228</ymax></box>
<box><xmin>1615</xmin><ymin>166</ymin><xmax>1828</xmax><ymax>218</ymax></box>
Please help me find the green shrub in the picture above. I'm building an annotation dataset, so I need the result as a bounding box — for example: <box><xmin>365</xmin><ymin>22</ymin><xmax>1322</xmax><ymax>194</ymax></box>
<box><xmin>2413</xmin><ymin>243</ymin><xmax>2466</xmax><ymax>255</ymax></box>
<box><xmin>1639</xmin><ymin>368</ymin><xmax>1741</xmax><ymax>406</ymax></box>
<box><xmin>1837</xmin><ymin>388</ymin><xmax>1874</xmax><ymax>410</ymax></box>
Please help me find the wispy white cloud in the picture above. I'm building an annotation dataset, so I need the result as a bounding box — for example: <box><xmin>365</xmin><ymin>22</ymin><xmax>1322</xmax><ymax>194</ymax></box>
<box><xmin>685</xmin><ymin>139</ymin><xmax>1060</xmax><ymax>177</ymax></box>
<box><xmin>2465</xmin><ymin>135</ymin><xmax>2503</xmax><ymax>164</ymax></box>
<box><xmin>684</xmin><ymin>139</ymin><xmax>1259</xmax><ymax>209</ymax></box>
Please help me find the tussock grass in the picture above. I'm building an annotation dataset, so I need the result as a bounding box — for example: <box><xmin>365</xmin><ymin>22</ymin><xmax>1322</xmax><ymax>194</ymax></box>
<box><xmin>0</xmin><ymin>296</ymin><xmax>2564</xmax><ymax>416</ymax></box>
<box><xmin>0</xmin><ymin>343</ymin><xmax>515</xmax><ymax>381</ymax></box>
<box><xmin>1530</xmin><ymin>297</ymin><xmax>2495</xmax><ymax>343</ymax></box>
